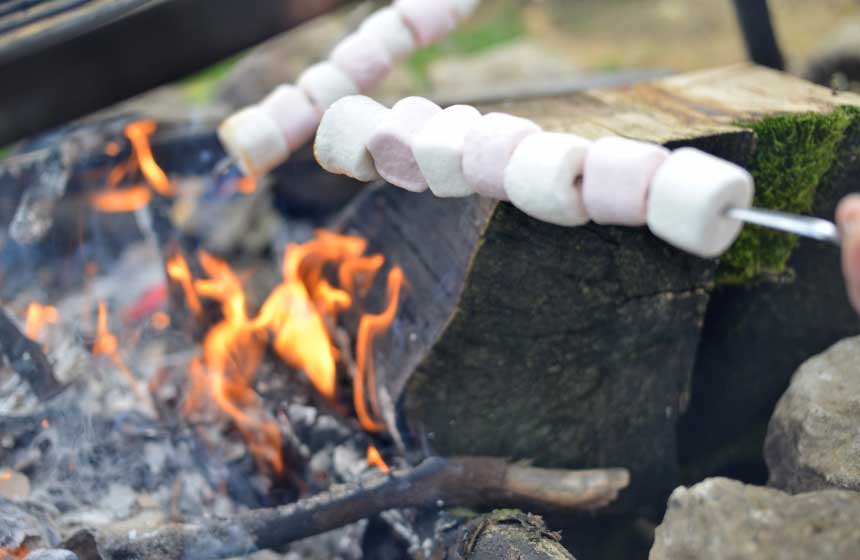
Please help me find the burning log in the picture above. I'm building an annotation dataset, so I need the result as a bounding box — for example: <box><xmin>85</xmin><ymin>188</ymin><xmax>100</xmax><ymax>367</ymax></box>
<box><xmin>332</xmin><ymin>64</ymin><xmax>860</xmax><ymax>509</ymax></box>
<box><xmin>64</xmin><ymin>457</ymin><xmax>628</xmax><ymax>560</ymax></box>
<box><xmin>0</xmin><ymin>309</ymin><xmax>62</xmax><ymax>400</ymax></box>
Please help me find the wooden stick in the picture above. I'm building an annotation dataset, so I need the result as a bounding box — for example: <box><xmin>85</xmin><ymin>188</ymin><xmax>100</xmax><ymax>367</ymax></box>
<box><xmin>70</xmin><ymin>457</ymin><xmax>629</xmax><ymax>560</ymax></box>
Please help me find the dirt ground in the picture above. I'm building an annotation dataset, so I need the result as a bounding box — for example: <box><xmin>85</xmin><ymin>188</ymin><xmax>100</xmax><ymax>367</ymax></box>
<box><xmin>521</xmin><ymin>0</ymin><xmax>859</xmax><ymax>73</ymax></box>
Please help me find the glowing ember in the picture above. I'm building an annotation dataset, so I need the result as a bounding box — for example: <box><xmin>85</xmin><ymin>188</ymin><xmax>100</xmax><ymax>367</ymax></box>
<box><xmin>366</xmin><ymin>445</ymin><xmax>390</xmax><ymax>473</ymax></box>
<box><xmin>24</xmin><ymin>302</ymin><xmax>58</xmax><ymax>340</ymax></box>
<box><xmin>236</xmin><ymin>176</ymin><xmax>257</xmax><ymax>194</ymax></box>
<box><xmin>0</xmin><ymin>547</ymin><xmax>28</xmax><ymax>559</ymax></box>
<box><xmin>151</xmin><ymin>311</ymin><xmax>171</xmax><ymax>330</ymax></box>
<box><xmin>125</xmin><ymin>120</ymin><xmax>175</xmax><ymax>196</ymax></box>
<box><xmin>90</xmin><ymin>185</ymin><xmax>152</xmax><ymax>213</ymax></box>
<box><xmin>41</xmin><ymin>419</ymin><xmax>49</xmax><ymax>429</ymax></box>
<box><xmin>181</xmin><ymin>230</ymin><xmax>403</xmax><ymax>473</ymax></box>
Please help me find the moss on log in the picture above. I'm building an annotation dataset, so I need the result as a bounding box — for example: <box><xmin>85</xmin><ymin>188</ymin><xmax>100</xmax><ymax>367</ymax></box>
<box><xmin>334</xmin><ymin>65</ymin><xmax>860</xmax><ymax>512</ymax></box>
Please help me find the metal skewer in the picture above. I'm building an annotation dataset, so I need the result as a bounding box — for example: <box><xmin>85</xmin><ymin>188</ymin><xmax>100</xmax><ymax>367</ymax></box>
<box><xmin>725</xmin><ymin>207</ymin><xmax>842</xmax><ymax>246</ymax></box>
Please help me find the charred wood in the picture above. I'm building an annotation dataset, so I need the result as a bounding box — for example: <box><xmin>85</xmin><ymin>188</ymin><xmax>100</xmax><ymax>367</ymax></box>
<box><xmin>65</xmin><ymin>457</ymin><xmax>628</xmax><ymax>560</ymax></box>
<box><xmin>0</xmin><ymin>309</ymin><xmax>62</xmax><ymax>400</ymax></box>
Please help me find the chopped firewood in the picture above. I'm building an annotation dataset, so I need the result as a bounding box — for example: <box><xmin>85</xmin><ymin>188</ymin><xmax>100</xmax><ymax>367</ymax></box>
<box><xmin>332</xmin><ymin>64</ymin><xmax>860</xmax><ymax>510</ymax></box>
<box><xmin>0</xmin><ymin>309</ymin><xmax>62</xmax><ymax>400</ymax></box>
<box><xmin>64</xmin><ymin>457</ymin><xmax>628</xmax><ymax>560</ymax></box>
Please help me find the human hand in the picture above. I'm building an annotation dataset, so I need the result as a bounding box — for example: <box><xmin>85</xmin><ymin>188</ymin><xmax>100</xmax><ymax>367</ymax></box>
<box><xmin>837</xmin><ymin>194</ymin><xmax>860</xmax><ymax>312</ymax></box>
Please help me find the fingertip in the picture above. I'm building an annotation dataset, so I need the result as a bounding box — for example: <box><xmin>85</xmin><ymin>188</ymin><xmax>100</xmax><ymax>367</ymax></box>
<box><xmin>836</xmin><ymin>194</ymin><xmax>860</xmax><ymax>227</ymax></box>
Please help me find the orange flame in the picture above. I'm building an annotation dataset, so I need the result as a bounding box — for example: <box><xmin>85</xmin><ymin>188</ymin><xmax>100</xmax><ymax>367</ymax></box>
<box><xmin>355</xmin><ymin>267</ymin><xmax>402</xmax><ymax>432</ymax></box>
<box><xmin>166</xmin><ymin>253</ymin><xmax>203</xmax><ymax>317</ymax></box>
<box><xmin>367</xmin><ymin>445</ymin><xmax>390</xmax><ymax>473</ymax></box>
<box><xmin>93</xmin><ymin>302</ymin><xmax>150</xmax><ymax>406</ymax></box>
<box><xmin>125</xmin><ymin>120</ymin><xmax>175</xmax><ymax>196</ymax></box>
<box><xmin>180</xmin><ymin>230</ymin><xmax>401</xmax><ymax>474</ymax></box>
<box><xmin>24</xmin><ymin>302</ymin><xmax>58</xmax><ymax>340</ymax></box>
<box><xmin>0</xmin><ymin>548</ymin><xmax>28</xmax><ymax>559</ymax></box>
<box><xmin>90</xmin><ymin>185</ymin><xmax>152</xmax><ymax>213</ymax></box>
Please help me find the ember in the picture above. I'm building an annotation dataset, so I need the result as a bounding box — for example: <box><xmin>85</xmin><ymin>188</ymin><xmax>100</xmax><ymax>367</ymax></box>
<box><xmin>24</xmin><ymin>302</ymin><xmax>58</xmax><ymax>340</ymax></box>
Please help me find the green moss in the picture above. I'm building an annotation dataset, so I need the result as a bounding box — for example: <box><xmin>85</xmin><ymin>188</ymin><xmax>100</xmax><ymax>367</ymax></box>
<box><xmin>717</xmin><ymin>106</ymin><xmax>859</xmax><ymax>284</ymax></box>
<box><xmin>0</xmin><ymin>145</ymin><xmax>11</xmax><ymax>161</ymax></box>
<box><xmin>406</xmin><ymin>5</ymin><xmax>525</xmax><ymax>90</ymax></box>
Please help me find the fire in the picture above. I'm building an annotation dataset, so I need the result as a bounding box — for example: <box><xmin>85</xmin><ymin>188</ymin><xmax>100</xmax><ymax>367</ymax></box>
<box><xmin>366</xmin><ymin>445</ymin><xmax>390</xmax><ymax>473</ymax></box>
<box><xmin>180</xmin><ymin>230</ymin><xmax>403</xmax><ymax>474</ymax></box>
<box><xmin>92</xmin><ymin>302</ymin><xmax>150</xmax><ymax>406</ymax></box>
<box><xmin>125</xmin><ymin>120</ymin><xmax>175</xmax><ymax>196</ymax></box>
<box><xmin>166</xmin><ymin>253</ymin><xmax>203</xmax><ymax>317</ymax></box>
<box><xmin>355</xmin><ymin>266</ymin><xmax>403</xmax><ymax>432</ymax></box>
<box><xmin>0</xmin><ymin>548</ymin><xmax>28</xmax><ymax>559</ymax></box>
<box><xmin>24</xmin><ymin>302</ymin><xmax>58</xmax><ymax>340</ymax></box>
<box><xmin>90</xmin><ymin>185</ymin><xmax>152</xmax><ymax>213</ymax></box>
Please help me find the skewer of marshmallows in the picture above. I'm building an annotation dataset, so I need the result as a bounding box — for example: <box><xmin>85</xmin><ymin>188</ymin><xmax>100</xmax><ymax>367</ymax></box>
<box><xmin>217</xmin><ymin>0</ymin><xmax>481</xmax><ymax>178</ymax></box>
<box><xmin>313</xmin><ymin>95</ymin><xmax>755</xmax><ymax>259</ymax></box>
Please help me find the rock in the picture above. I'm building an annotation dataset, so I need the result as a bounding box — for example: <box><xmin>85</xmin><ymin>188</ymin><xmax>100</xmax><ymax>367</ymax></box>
<box><xmin>651</xmin><ymin>478</ymin><xmax>860</xmax><ymax>560</ymax></box>
<box><xmin>764</xmin><ymin>336</ymin><xmax>860</xmax><ymax>493</ymax></box>
<box><xmin>23</xmin><ymin>550</ymin><xmax>78</xmax><ymax>560</ymax></box>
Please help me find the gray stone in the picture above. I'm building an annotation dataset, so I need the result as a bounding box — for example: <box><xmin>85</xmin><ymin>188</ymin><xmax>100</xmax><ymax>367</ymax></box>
<box><xmin>765</xmin><ymin>336</ymin><xmax>860</xmax><ymax>493</ymax></box>
<box><xmin>0</xmin><ymin>498</ymin><xmax>60</xmax><ymax>550</ymax></box>
<box><xmin>651</xmin><ymin>478</ymin><xmax>860</xmax><ymax>560</ymax></box>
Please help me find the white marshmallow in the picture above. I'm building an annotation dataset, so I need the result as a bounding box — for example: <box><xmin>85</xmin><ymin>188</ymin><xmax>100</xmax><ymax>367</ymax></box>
<box><xmin>452</xmin><ymin>0</ymin><xmax>480</xmax><ymax>19</ymax></box>
<box><xmin>314</xmin><ymin>96</ymin><xmax>388</xmax><ymax>182</ymax></box>
<box><xmin>298</xmin><ymin>62</ymin><xmax>360</xmax><ymax>112</ymax></box>
<box><xmin>647</xmin><ymin>148</ymin><xmax>754</xmax><ymax>258</ymax></box>
<box><xmin>366</xmin><ymin>96</ymin><xmax>442</xmax><ymax>192</ymax></box>
<box><xmin>505</xmin><ymin>132</ymin><xmax>592</xmax><ymax>226</ymax></box>
<box><xmin>330</xmin><ymin>32</ymin><xmax>393</xmax><ymax>92</ymax></box>
<box><xmin>217</xmin><ymin>106</ymin><xmax>289</xmax><ymax>178</ymax></box>
<box><xmin>412</xmin><ymin>105</ymin><xmax>482</xmax><ymax>198</ymax></box>
<box><xmin>360</xmin><ymin>7</ymin><xmax>418</xmax><ymax>61</ymax></box>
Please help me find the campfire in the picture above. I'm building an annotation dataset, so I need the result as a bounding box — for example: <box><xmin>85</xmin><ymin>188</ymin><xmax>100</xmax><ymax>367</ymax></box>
<box><xmin>0</xmin><ymin>115</ymin><xmax>624</xmax><ymax>560</ymax></box>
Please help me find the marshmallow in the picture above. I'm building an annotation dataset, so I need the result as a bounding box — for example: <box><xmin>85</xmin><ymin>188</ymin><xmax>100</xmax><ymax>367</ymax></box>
<box><xmin>298</xmin><ymin>62</ymin><xmax>360</xmax><ymax>111</ymax></box>
<box><xmin>582</xmin><ymin>136</ymin><xmax>670</xmax><ymax>226</ymax></box>
<box><xmin>647</xmin><ymin>148</ymin><xmax>754</xmax><ymax>258</ymax></box>
<box><xmin>217</xmin><ymin>106</ymin><xmax>289</xmax><ymax>178</ymax></box>
<box><xmin>451</xmin><ymin>0</ymin><xmax>480</xmax><ymax>19</ymax></box>
<box><xmin>394</xmin><ymin>0</ymin><xmax>458</xmax><ymax>47</ymax></box>
<box><xmin>360</xmin><ymin>7</ymin><xmax>417</xmax><ymax>61</ymax></box>
<box><xmin>258</xmin><ymin>85</ymin><xmax>321</xmax><ymax>152</ymax></box>
<box><xmin>330</xmin><ymin>32</ymin><xmax>393</xmax><ymax>92</ymax></box>
<box><xmin>462</xmin><ymin>112</ymin><xmax>541</xmax><ymax>200</ymax></box>
<box><xmin>367</xmin><ymin>96</ymin><xmax>442</xmax><ymax>192</ymax></box>
<box><xmin>315</xmin><ymin>96</ymin><xmax>388</xmax><ymax>182</ymax></box>
<box><xmin>413</xmin><ymin>105</ymin><xmax>482</xmax><ymax>198</ymax></box>
<box><xmin>505</xmin><ymin>132</ymin><xmax>592</xmax><ymax>226</ymax></box>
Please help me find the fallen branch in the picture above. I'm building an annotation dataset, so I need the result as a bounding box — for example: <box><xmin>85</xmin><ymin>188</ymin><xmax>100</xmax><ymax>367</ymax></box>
<box><xmin>67</xmin><ymin>457</ymin><xmax>629</xmax><ymax>560</ymax></box>
<box><xmin>0</xmin><ymin>309</ymin><xmax>62</xmax><ymax>399</ymax></box>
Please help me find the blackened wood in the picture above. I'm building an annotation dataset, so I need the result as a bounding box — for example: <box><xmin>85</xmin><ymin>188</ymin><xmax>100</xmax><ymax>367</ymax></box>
<box><xmin>70</xmin><ymin>458</ymin><xmax>627</xmax><ymax>560</ymax></box>
<box><xmin>0</xmin><ymin>308</ymin><xmax>61</xmax><ymax>399</ymax></box>
<box><xmin>732</xmin><ymin>0</ymin><xmax>785</xmax><ymax>70</ymax></box>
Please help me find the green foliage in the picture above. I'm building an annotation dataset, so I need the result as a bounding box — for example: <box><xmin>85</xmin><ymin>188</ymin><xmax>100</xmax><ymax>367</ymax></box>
<box><xmin>717</xmin><ymin>107</ymin><xmax>858</xmax><ymax>284</ymax></box>
<box><xmin>0</xmin><ymin>145</ymin><xmax>11</xmax><ymax>161</ymax></box>
<box><xmin>178</xmin><ymin>55</ymin><xmax>243</xmax><ymax>105</ymax></box>
<box><xmin>406</xmin><ymin>6</ymin><xmax>525</xmax><ymax>90</ymax></box>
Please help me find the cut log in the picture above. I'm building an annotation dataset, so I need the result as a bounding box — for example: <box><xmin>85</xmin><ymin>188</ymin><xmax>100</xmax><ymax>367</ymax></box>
<box><xmin>333</xmin><ymin>65</ymin><xmax>860</xmax><ymax>511</ymax></box>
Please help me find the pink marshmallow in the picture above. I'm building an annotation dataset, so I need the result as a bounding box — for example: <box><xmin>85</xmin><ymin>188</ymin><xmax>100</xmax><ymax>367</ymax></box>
<box><xmin>367</xmin><ymin>96</ymin><xmax>442</xmax><ymax>192</ymax></box>
<box><xmin>394</xmin><ymin>0</ymin><xmax>458</xmax><ymax>47</ymax></box>
<box><xmin>582</xmin><ymin>137</ymin><xmax>670</xmax><ymax>226</ymax></box>
<box><xmin>330</xmin><ymin>32</ymin><xmax>394</xmax><ymax>92</ymax></box>
<box><xmin>258</xmin><ymin>85</ymin><xmax>322</xmax><ymax>152</ymax></box>
<box><xmin>462</xmin><ymin>113</ymin><xmax>541</xmax><ymax>200</ymax></box>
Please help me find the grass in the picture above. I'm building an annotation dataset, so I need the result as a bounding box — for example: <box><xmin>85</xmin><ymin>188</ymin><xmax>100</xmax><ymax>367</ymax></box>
<box><xmin>177</xmin><ymin>54</ymin><xmax>244</xmax><ymax>105</ymax></box>
<box><xmin>717</xmin><ymin>107</ymin><xmax>859</xmax><ymax>284</ymax></box>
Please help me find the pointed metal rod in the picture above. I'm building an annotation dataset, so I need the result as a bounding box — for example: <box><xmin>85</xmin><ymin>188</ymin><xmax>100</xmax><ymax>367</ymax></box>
<box><xmin>726</xmin><ymin>207</ymin><xmax>842</xmax><ymax>246</ymax></box>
